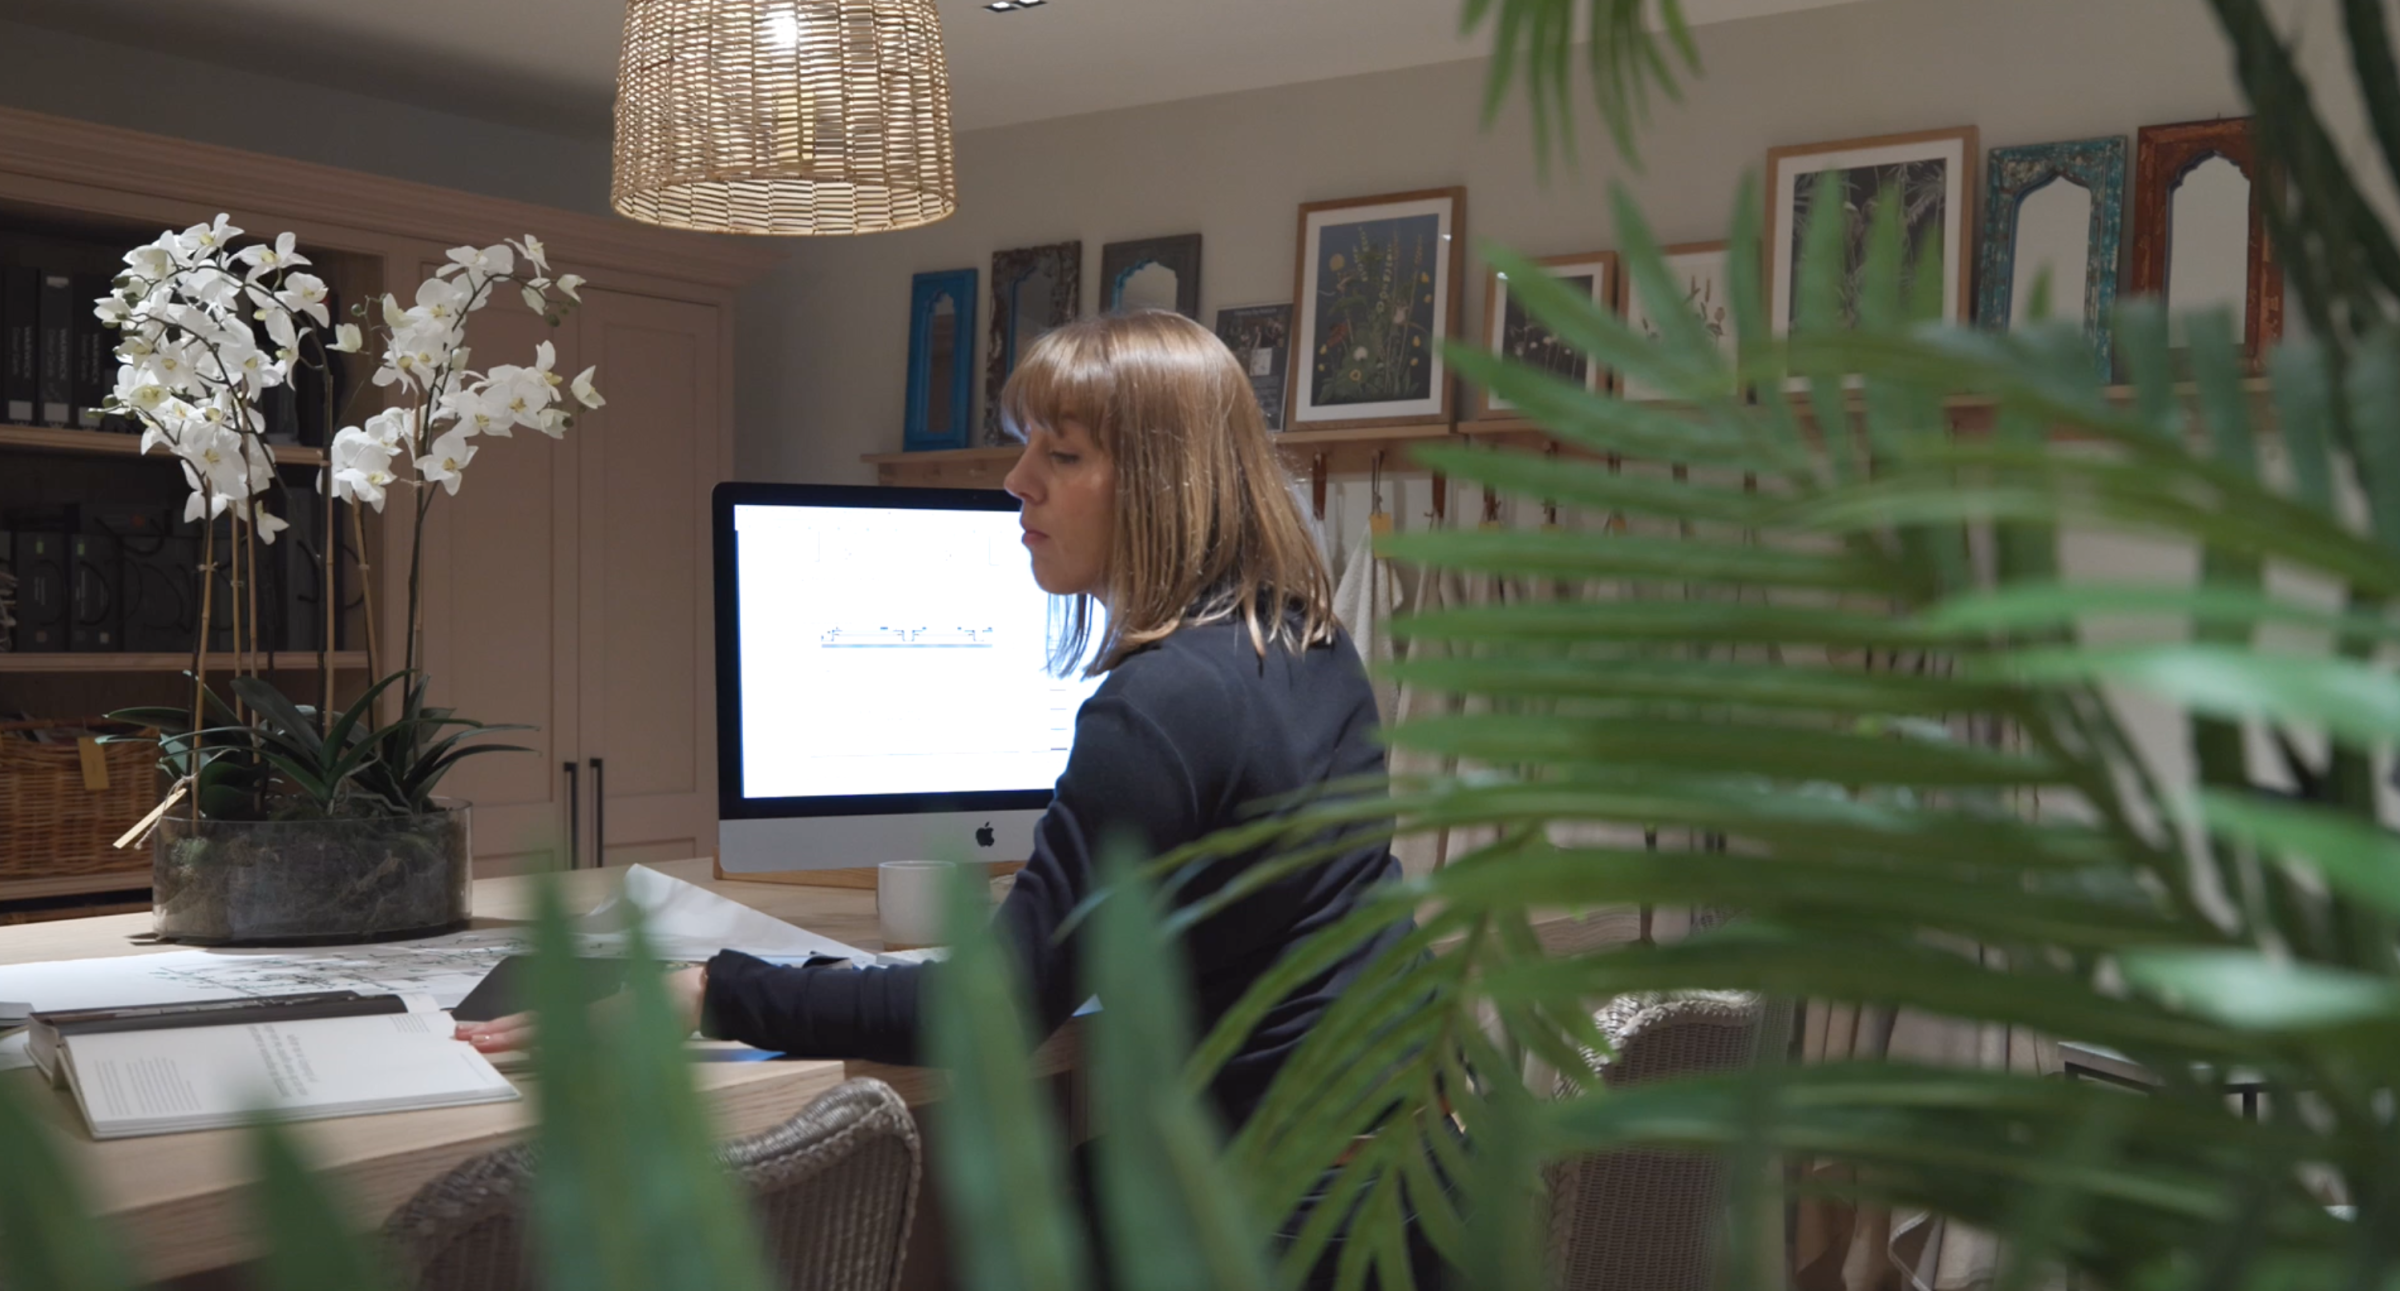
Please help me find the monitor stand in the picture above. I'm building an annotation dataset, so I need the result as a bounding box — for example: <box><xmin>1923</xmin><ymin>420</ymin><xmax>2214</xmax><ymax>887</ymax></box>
<box><xmin>710</xmin><ymin>859</ymin><xmax>1028</xmax><ymax>890</ymax></box>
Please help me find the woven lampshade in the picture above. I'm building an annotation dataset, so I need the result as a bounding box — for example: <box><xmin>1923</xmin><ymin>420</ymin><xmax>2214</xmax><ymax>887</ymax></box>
<box><xmin>612</xmin><ymin>0</ymin><xmax>958</xmax><ymax>236</ymax></box>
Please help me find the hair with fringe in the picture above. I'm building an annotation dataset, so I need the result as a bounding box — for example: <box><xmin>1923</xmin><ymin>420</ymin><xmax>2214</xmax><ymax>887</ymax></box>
<box><xmin>1000</xmin><ymin>310</ymin><xmax>1336</xmax><ymax>675</ymax></box>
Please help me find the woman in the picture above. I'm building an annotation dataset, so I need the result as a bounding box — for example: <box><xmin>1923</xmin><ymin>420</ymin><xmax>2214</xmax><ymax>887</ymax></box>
<box><xmin>461</xmin><ymin>310</ymin><xmax>1427</xmax><ymax>1281</ymax></box>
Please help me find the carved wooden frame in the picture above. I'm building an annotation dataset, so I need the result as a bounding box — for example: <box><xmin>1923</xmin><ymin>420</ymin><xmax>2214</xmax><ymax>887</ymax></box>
<box><xmin>1976</xmin><ymin>136</ymin><xmax>2127</xmax><ymax>380</ymax></box>
<box><xmin>1100</xmin><ymin>233</ymin><xmax>1203</xmax><ymax>318</ymax></box>
<box><xmin>903</xmin><ymin>268</ymin><xmax>977</xmax><ymax>452</ymax></box>
<box><xmin>984</xmin><ymin>241</ymin><xmax>1082</xmax><ymax>444</ymax></box>
<box><xmin>2129</xmin><ymin>117</ymin><xmax>2284</xmax><ymax>362</ymax></box>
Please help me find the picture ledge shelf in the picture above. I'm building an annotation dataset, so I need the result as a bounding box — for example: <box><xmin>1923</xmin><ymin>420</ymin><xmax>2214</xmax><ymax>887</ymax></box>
<box><xmin>864</xmin><ymin>379</ymin><xmax>2276</xmax><ymax>487</ymax></box>
<box><xmin>0</xmin><ymin>423</ymin><xmax>328</xmax><ymax>466</ymax></box>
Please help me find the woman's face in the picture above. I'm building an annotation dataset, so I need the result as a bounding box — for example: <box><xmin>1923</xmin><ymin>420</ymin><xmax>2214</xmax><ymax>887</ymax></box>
<box><xmin>1003</xmin><ymin>416</ymin><xmax>1116</xmax><ymax>597</ymax></box>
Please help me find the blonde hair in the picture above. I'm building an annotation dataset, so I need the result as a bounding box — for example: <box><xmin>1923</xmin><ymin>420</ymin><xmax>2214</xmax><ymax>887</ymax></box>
<box><xmin>1001</xmin><ymin>310</ymin><xmax>1335</xmax><ymax>675</ymax></box>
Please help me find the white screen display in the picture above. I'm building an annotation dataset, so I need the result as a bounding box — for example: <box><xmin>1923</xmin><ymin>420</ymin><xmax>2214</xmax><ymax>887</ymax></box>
<box><xmin>734</xmin><ymin>503</ymin><xmax>1104</xmax><ymax>800</ymax></box>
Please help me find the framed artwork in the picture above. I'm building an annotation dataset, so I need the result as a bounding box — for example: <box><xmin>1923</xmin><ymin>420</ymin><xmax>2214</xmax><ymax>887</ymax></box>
<box><xmin>1214</xmin><ymin>302</ymin><xmax>1293</xmax><ymax>431</ymax></box>
<box><xmin>2130</xmin><ymin>118</ymin><xmax>2283</xmax><ymax>363</ymax></box>
<box><xmin>1101</xmin><ymin>234</ymin><xmax>1203</xmax><ymax>318</ymax></box>
<box><xmin>1767</xmin><ymin>127</ymin><xmax>1979</xmax><ymax>337</ymax></box>
<box><xmin>1289</xmin><ymin>187</ymin><xmax>1466</xmax><ymax>430</ymax></box>
<box><xmin>903</xmin><ymin>268</ymin><xmax>976</xmax><ymax>452</ymax></box>
<box><xmin>985</xmin><ymin>240</ymin><xmax>1081</xmax><ymax>443</ymax></box>
<box><xmin>1977</xmin><ymin>137</ymin><xmax>2128</xmax><ymax>380</ymax></box>
<box><xmin>1476</xmin><ymin>251</ymin><xmax>1619</xmax><ymax>419</ymax></box>
<box><xmin>1623</xmin><ymin>240</ymin><xmax>1736</xmax><ymax>403</ymax></box>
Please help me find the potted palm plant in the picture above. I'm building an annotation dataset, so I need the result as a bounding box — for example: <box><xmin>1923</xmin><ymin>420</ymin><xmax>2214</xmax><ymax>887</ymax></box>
<box><xmin>96</xmin><ymin>223</ymin><xmax>602</xmax><ymax>944</ymax></box>
<box><xmin>14</xmin><ymin>4</ymin><xmax>2400</xmax><ymax>1290</ymax></box>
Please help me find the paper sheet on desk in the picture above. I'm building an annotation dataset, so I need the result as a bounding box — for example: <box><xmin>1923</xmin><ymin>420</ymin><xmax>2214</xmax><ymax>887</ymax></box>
<box><xmin>579</xmin><ymin>864</ymin><xmax>872</xmax><ymax>964</ymax></box>
<box><xmin>0</xmin><ymin>867</ymin><xmax>866</xmax><ymax>1029</ymax></box>
<box><xmin>0</xmin><ymin>927</ymin><xmax>532</xmax><ymax>1017</ymax></box>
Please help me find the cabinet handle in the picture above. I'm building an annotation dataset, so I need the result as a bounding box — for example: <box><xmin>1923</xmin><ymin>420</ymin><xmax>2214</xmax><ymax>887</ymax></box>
<box><xmin>563</xmin><ymin>761</ymin><xmax>581</xmax><ymax>870</ymax></box>
<box><xmin>590</xmin><ymin>756</ymin><xmax>606</xmax><ymax>869</ymax></box>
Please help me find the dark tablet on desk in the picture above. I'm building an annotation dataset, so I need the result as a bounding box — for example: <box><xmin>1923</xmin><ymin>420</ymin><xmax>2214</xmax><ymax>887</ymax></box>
<box><xmin>452</xmin><ymin>952</ymin><xmax>854</xmax><ymax>1023</ymax></box>
<box><xmin>451</xmin><ymin>956</ymin><xmax>627</xmax><ymax>1024</ymax></box>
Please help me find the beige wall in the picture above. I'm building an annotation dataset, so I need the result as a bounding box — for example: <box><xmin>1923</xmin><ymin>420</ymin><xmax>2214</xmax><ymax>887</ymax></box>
<box><xmin>734</xmin><ymin>0</ymin><xmax>2364</xmax><ymax>486</ymax></box>
<box><xmin>0</xmin><ymin>18</ymin><xmax>614</xmax><ymax>217</ymax></box>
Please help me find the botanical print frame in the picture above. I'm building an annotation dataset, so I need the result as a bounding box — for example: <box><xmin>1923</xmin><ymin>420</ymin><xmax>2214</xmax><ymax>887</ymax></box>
<box><xmin>1623</xmin><ymin>240</ymin><xmax>1735</xmax><ymax>403</ymax></box>
<box><xmin>1289</xmin><ymin>187</ymin><xmax>1466</xmax><ymax>430</ymax></box>
<box><xmin>1101</xmin><ymin>233</ymin><xmax>1203</xmax><ymax>318</ymax></box>
<box><xmin>2130</xmin><ymin>118</ymin><xmax>2284</xmax><ymax>363</ymax></box>
<box><xmin>903</xmin><ymin>267</ymin><xmax>977</xmax><ymax>452</ymax></box>
<box><xmin>1214</xmin><ymin>302</ymin><xmax>1293</xmax><ymax>432</ymax></box>
<box><xmin>985</xmin><ymin>240</ymin><xmax>1081</xmax><ymax>443</ymax></box>
<box><xmin>1476</xmin><ymin>251</ymin><xmax>1619</xmax><ymax>419</ymax></box>
<box><xmin>1976</xmin><ymin>137</ymin><xmax>2128</xmax><ymax>380</ymax></box>
<box><xmin>1767</xmin><ymin>127</ymin><xmax>1978</xmax><ymax>336</ymax></box>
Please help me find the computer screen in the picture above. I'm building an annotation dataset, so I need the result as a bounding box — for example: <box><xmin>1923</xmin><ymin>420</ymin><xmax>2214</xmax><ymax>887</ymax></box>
<box><xmin>712</xmin><ymin>482</ymin><xmax>1104</xmax><ymax>872</ymax></box>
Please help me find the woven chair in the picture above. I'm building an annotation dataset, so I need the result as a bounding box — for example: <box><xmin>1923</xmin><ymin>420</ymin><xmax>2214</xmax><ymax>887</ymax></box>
<box><xmin>1546</xmin><ymin>992</ymin><xmax>1765</xmax><ymax>1291</ymax></box>
<box><xmin>382</xmin><ymin>1078</ymin><xmax>921</xmax><ymax>1291</ymax></box>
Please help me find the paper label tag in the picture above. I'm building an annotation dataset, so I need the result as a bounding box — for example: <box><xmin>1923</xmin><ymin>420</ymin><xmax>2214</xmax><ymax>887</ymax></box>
<box><xmin>76</xmin><ymin>738</ymin><xmax>108</xmax><ymax>792</ymax></box>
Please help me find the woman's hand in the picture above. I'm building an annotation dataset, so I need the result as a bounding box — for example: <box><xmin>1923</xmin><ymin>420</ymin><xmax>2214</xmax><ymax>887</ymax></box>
<box><xmin>454</xmin><ymin>1011</ymin><xmax>536</xmax><ymax>1053</ymax></box>
<box><xmin>454</xmin><ymin>966</ymin><xmax>708</xmax><ymax>1053</ymax></box>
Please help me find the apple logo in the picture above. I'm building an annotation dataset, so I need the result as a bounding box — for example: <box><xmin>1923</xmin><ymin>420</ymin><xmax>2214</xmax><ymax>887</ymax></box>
<box><xmin>975</xmin><ymin>822</ymin><xmax>996</xmax><ymax>848</ymax></box>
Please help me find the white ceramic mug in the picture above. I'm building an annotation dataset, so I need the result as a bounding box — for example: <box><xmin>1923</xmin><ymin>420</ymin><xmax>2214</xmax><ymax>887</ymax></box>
<box><xmin>877</xmin><ymin>861</ymin><xmax>956</xmax><ymax>949</ymax></box>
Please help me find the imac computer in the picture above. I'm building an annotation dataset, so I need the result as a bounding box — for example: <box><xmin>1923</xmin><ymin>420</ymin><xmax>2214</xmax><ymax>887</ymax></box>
<box><xmin>712</xmin><ymin>481</ymin><xmax>1105</xmax><ymax>873</ymax></box>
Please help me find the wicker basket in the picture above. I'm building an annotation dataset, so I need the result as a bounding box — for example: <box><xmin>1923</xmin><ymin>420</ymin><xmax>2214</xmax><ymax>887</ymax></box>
<box><xmin>0</xmin><ymin>720</ymin><xmax>159</xmax><ymax>887</ymax></box>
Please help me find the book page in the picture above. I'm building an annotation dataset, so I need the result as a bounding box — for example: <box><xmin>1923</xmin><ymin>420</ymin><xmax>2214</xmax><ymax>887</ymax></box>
<box><xmin>70</xmin><ymin>1012</ymin><xmax>515</xmax><ymax>1135</ymax></box>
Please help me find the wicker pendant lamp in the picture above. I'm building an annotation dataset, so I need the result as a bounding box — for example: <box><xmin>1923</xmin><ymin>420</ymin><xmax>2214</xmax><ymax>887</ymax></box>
<box><xmin>612</xmin><ymin>0</ymin><xmax>958</xmax><ymax>236</ymax></box>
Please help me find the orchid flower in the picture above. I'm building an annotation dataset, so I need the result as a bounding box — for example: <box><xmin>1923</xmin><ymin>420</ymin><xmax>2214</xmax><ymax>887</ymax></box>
<box><xmin>172</xmin><ymin>214</ymin><xmax>242</xmax><ymax>262</ymax></box>
<box><xmin>416</xmin><ymin>428</ymin><xmax>477</xmax><ymax>495</ymax></box>
<box><xmin>510</xmin><ymin>235</ymin><xmax>550</xmax><ymax>276</ymax></box>
<box><xmin>441</xmin><ymin>243</ymin><xmax>515</xmax><ymax>279</ymax></box>
<box><xmin>360</xmin><ymin>407</ymin><xmax>417</xmax><ymax>449</ymax></box>
<box><xmin>250</xmin><ymin>501</ymin><xmax>289</xmax><ymax>545</ymax></box>
<box><xmin>438</xmin><ymin>388</ymin><xmax>509</xmax><ymax>438</ymax></box>
<box><xmin>414</xmin><ymin>275</ymin><xmax>469</xmax><ymax>324</ymax></box>
<box><xmin>236</xmin><ymin>232</ymin><xmax>309</xmax><ymax>281</ymax></box>
<box><xmin>124</xmin><ymin>242</ymin><xmax>175</xmax><ymax>281</ymax></box>
<box><xmin>479</xmin><ymin>362</ymin><xmax>554</xmax><ymax>431</ymax></box>
<box><xmin>276</xmin><ymin>273</ymin><xmax>331</xmax><ymax>327</ymax></box>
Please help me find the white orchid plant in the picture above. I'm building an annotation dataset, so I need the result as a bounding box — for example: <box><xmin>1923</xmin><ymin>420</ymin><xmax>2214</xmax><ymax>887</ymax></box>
<box><xmin>97</xmin><ymin>215</ymin><xmax>602</xmax><ymax>823</ymax></box>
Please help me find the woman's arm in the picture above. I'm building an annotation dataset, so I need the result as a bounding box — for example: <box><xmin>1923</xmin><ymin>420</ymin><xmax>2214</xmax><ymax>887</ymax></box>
<box><xmin>696</xmin><ymin>695</ymin><xmax>1203</xmax><ymax>1061</ymax></box>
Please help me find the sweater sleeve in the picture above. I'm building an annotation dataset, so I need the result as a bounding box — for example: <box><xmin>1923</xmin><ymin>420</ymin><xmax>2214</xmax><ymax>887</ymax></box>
<box><xmin>700</xmin><ymin>692</ymin><xmax>1204</xmax><ymax>1062</ymax></box>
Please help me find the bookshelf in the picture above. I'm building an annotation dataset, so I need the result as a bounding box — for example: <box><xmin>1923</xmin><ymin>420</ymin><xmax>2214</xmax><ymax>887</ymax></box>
<box><xmin>0</xmin><ymin>422</ymin><xmax>329</xmax><ymax>466</ymax></box>
<box><xmin>0</xmin><ymin>650</ymin><xmax>369</xmax><ymax>675</ymax></box>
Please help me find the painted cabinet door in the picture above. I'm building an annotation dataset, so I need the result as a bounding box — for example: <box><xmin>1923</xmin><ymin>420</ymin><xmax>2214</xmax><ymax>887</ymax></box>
<box><xmin>573</xmin><ymin>288</ymin><xmax>723</xmax><ymax>867</ymax></box>
<box><xmin>411</xmin><ymin>264</ymin><xmax>584</xmax><ymax>876</ymax></box>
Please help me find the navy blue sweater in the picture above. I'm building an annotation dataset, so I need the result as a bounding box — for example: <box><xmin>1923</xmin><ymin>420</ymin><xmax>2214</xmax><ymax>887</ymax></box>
<box><xmin>701</xmin><ymin>618</ymin><xmax>1405</xmax><ymax>1126</ymax></box>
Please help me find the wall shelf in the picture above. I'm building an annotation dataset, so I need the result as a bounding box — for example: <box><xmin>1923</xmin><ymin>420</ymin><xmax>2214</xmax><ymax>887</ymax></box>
<box><xmin>0</xmin><ymin>423</ymin><xmax>328</xmax><ymax>466</ymax></box>
<box><xmin>0</xmin><ymin>650</ymin><xmax>370</xmax><ymax>675</ymax></box>
<box><xmin>863</xmin><ymin>380</ymin><xmax>2278</xmax><ymax>490</ymax></box>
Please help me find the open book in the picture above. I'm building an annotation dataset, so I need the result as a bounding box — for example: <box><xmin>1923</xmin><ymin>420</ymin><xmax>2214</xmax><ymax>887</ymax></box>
<box><xmin>29</xmin><ymin>991</ymin><xmax>517</xmax><ymax>1140</ymax></box>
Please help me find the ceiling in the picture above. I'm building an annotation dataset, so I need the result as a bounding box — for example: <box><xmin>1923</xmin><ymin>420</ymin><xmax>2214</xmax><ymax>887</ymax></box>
<box><xmin>0</xmin><ymin>0</ymin><xmax>1875</xmax><ymax>139</ymax></box>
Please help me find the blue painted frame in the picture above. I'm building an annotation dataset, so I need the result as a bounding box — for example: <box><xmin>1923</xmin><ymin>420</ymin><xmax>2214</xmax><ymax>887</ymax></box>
<box><xmin>903</xmin><ymin>268</ymin><xmax>977</xmax><ymax>452</ymax></box>
<box><xmin>1976</xmin><ymin>136</ymin><xmax>2128</xmax><ymax>380</ymax></box>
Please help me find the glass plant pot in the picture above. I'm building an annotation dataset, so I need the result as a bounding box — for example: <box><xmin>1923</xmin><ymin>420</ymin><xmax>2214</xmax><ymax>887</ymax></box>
<box><xmin>151</xmin><ymin>803</ymin><xmax>473</xmax><ymax>945</ymax></box>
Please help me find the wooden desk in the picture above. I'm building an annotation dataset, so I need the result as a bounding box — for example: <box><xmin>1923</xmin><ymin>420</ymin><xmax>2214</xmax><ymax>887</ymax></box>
<box><xmin>0</xmin><ymin>858</ymin><xmax>1036</xmax><ymax>1283</ymax></box>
